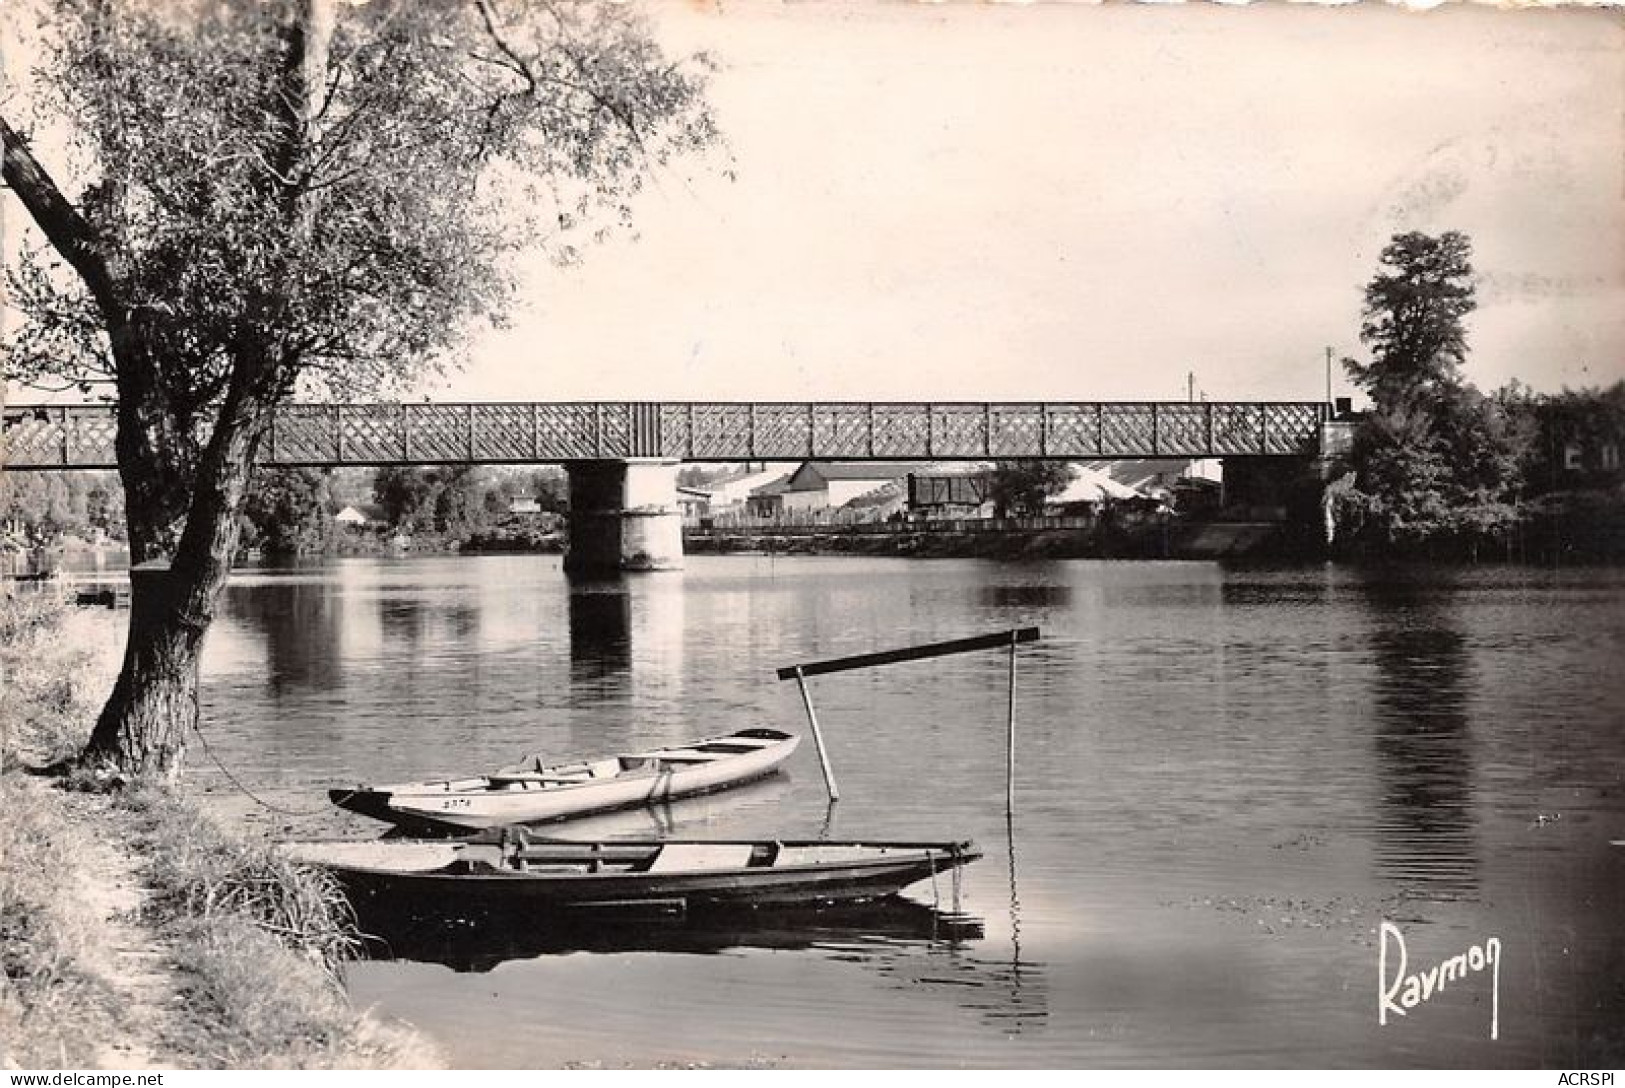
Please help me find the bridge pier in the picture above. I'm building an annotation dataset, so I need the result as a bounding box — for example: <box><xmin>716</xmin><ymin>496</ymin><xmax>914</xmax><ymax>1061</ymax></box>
<box><xmin>1219</xmin><ymin>415</ymin><xmax>1360</xmax><ymax>552</ymax></box>
<box><xmin>563</xmin><ymin>459</ymin><xmax>683</xmax><ymax>574</ymax></box>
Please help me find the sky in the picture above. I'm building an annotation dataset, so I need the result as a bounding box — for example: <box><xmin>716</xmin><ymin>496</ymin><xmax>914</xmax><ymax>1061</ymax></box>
<box><xmin>3</xmin><ymin>2</ymin><xmax>1622</xmax><ymax>408</ymax></box>
<box><xmin>441</xmin><ymin>1</ymin><xmax>1625</xmax><ymax>406</ymax></box>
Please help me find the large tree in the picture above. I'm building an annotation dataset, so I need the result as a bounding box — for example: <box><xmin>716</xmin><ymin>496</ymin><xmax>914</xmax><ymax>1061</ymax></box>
<box><xmin>2</xmin><ymin>0</ymin><xmax>717</xmax><ymax>776</ymax></box>
<box><xmin>1338</xmin><ymin>231</ymin><xmax>1531</xmax><ymax>553</ymax></box>
<box><xmin>1345</xmin><ymin>231</ymin><xmax>1477</xmax><ymax>413</ymax></box>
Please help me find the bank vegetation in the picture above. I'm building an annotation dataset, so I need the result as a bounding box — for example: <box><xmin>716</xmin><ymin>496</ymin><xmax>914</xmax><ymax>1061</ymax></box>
<box><xmin>0</xmin><ymin>593</ymin><xmax>436</xmax><ymax>1070</ymax></box>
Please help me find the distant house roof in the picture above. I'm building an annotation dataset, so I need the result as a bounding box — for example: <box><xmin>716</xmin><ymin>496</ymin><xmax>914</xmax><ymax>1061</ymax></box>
<box><xmin>707</xmin><ymin>467</ymin><xmax>795</xmax><ymax>504</ymax></box>
<box><xmin>785</xmin><ymin>462</ymin><xmax>938</xmax><ymax>491</ymax></box>
<box><xmin>1078</xmin><ymin>459</ymin><xmax>1201</xmax><ymax>493</ymax></box>
<box><xmin>1049</xmin><ymin>466</ymin><xmax>1141</xmax><ymax>505</ymax></box>
<box><xmin>748</xmin><ymin>476</ymin><xmax>793</xmax><ymax>498</ymax></box>
<box><xmin>676</xmin><ymin>486</ymin><xmax>712</xmax><ymax>501</ymax></box>
<box><xmin>334</xmin><ymin>505</ymin><xmax>369</xmax><ymax>524</ymax></box>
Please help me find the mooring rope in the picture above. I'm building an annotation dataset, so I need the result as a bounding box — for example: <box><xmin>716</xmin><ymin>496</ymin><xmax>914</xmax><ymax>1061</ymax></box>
<box><xmin>190</xmin><ymin>714</ymin><xmax>332</xmax><ymax>817</ymax></box>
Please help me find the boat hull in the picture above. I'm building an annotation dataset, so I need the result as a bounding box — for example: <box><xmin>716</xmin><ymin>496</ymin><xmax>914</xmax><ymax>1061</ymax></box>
<box><xmin>284</xmin><ymin>837</ymin><xmax>981</xmax><ymax>917</ymax></box>
<box><xmin>329</xmin><ymin>729</ymin><xmax>799</xmax><ymax>832</ymax></box>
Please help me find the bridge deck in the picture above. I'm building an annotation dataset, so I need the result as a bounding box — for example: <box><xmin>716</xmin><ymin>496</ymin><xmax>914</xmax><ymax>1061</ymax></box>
<box><xmin>2</xmin><ymin>401</ymin><xmax>1328</xmax><ymax>468</ymax></box>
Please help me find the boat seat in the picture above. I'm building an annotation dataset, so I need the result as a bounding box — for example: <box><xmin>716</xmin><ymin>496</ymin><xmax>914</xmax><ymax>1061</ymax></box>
<box><xmin>487</xmin><ymin>772</ymin><xmax>590</xmax><ymax>787</ymax></box>
<box><xmin>774</xmin><ymin>845</ymin><xmax>901</xmax><ymax>867</ymax></box>
<box><xmin>647</xmin><ymin>843</ymin><xmax>756</xmax><ymax>873</ymax></box>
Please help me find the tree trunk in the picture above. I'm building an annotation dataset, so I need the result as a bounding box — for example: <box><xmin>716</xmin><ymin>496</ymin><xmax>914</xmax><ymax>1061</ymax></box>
<box><xmin>81</xmin><ymin>409</ymin><xmax>264</xmax><ymax>778</ymax></box>
<box><xmin>8</xmin><ymin>2</ymin><xmax>330</xmax><ymax>779</ymax></box>
<box><xmin>82</xmin><ymin>566</ymin><xmax>203</xmax><ymax>779</ymax></box>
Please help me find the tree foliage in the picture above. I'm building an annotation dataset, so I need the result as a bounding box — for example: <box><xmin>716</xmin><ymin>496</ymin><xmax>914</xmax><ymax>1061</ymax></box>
<box><xmin>0</xmin><ymin>470</ymin><xmax>126</xmax><ymax>540</ymax></box>
<box><xmin>238</xmin><ymin>467</ymin><xmax>333</xmax><ymax>556</ymax></box>
<box><xmin>1345</xmin><ymin>231</ymin><xmax>1477</xmax><ymax>412</ymax></box>
<box><xmin>1520</xmin><ymin>380</ymin><xmax>1625</xmax><ymax>489</ymax></box>
<box><xmin>1337</xmin><ymin>231</ymin><xmax>1534</xmax><ymax>554</ymax></box>
<box><xmin>987</xmin><ymin>461</ymin><xmax>1072</xmax><ymax>518</ymax></box>
<box><xmin>373</xmin><ymin>465</ymin><xmax>494</xmax><ymax>535</ymax></box>
<box><xmin>1</xmin><ymin>0</ymin><xmax>718</xmax><ymax>775</ymax></box>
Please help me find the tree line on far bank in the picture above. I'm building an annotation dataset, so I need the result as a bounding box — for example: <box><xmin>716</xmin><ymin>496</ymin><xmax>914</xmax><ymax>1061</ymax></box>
<box><xmin>236</xmin><ymin>465</ymin><xmax>567</xmax><ymax>557</ymax></box>
<box><xmin>977</xmin><ymin>231</ymin><xmax>1623</xmax><ymax>561</ymax></box>
<box><xmin>1331</xmin><ymin>231</ymin><xmax>1624</xmax><ymax>562</ymax></box>
<box><xmin>0</xmin><ymin>464</ymin><xmax>569</xmax><ymax>559</ymax></box>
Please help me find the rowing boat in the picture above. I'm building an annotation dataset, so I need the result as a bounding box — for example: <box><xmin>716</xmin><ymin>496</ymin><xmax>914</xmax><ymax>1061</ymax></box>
<box><xmin>280</xmin><ymin>831</ymin><xmax>981</xmax><ymax>915</ymax></box>
<box><xmin>328</xmin><ymin>728</ymin><xmax>799</xmax><ymax>832</ymax></box>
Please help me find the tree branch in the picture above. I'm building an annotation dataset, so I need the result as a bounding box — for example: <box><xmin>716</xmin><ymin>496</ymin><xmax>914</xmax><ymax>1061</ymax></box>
<box><xmin>1</xmin><ymin>115</ymin><xmax>125</xmax><ymax>318</ymax></box>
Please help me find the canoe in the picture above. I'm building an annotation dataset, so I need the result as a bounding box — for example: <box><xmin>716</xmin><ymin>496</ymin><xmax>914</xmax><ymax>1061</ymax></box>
<box><xmin>280</xmin><ymin>832</ymin><xmax>982</xmax><ymax>915</ymax></box>
<box><xmin>328</xmin><ymin>727</ymin><xmax>800</xmax><ymax>832</ymax></box>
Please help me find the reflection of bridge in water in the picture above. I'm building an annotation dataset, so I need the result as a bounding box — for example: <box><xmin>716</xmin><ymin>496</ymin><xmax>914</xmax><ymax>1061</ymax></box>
<box><xmin>5</xmin><ymin>399</ymin><xmax>1338</xmax><ymax>572</ymax></box>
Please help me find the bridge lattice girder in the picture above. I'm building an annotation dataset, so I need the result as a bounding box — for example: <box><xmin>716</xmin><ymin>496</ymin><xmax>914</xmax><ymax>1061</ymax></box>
<box><xmin>2</xmin><ymin>401</ymin><xmax>1329</xmax><ymax>468</ymax></box>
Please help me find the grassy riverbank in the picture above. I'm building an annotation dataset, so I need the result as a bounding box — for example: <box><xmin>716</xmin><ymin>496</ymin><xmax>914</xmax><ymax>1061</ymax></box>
<box><xmin>0</xmin><ymin>593</ymin><xmax>436</xmax><ymax>1070</ymax></box>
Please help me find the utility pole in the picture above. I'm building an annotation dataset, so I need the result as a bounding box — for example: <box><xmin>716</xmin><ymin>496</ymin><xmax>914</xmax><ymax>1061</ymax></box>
<box><xmin>1325</xmin><ymin>346</ymin><xmax>1334</xmax><ymax>406</ymax></box>
<box><xmin>1187</xmin><ymin>371</ymin><xmax>1195</xmax><ymax>403</ymax></box>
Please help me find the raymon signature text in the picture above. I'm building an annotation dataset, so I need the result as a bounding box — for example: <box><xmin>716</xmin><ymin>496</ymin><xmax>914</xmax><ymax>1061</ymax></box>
<box><xmin>1378</xmin><ymin>921</ymin><xmax>1501</xmax><ymax>1041</ymax></box>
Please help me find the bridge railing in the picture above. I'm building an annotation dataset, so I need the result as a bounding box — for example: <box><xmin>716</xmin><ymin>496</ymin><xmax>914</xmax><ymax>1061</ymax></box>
<box><xmin>2</xmin><ymin>400</ymin><xmax>1330</xmax><ymax>469</ymax></box>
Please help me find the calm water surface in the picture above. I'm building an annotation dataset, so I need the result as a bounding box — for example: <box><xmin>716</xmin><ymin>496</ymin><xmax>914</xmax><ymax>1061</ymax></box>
<box><xmin>188</xmin><ymin>555</ymin><xmax>1625</xmax><ymax>1068</ymax></box>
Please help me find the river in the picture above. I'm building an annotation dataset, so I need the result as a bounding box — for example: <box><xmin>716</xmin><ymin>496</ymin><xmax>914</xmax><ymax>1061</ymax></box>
<box><xmin>175</xmin><ymin>554</ymin><xmax>1624</xmax><ymax>1067</ymax></box>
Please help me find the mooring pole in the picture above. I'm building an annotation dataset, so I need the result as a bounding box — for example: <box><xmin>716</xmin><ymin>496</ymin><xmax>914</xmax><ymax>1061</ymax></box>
<box><xmin>776</xmin><ymin>627</ymin><xmax>1038</xmax><ymax>807</ymax></box>
<box><xmin>1006</xmin><ymin>628</ymin><xmax>1018</xmax><ymax>815</ymax></box>
<box><xmin>793</xmin><ymin>665</ymin><xmax>840</xmax><ymax>802</ymax></box>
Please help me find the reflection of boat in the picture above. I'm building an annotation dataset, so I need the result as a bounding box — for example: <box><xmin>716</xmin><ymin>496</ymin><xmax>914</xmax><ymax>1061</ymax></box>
<box><xmin>282</xmin><ymin>830</ymin><xmax>981</xmax><ymax>916</ymax></box>
<box><xmin>357</xmin><ymin>896</ymin><xmax>985</xmax><ymax>972</ymax></box>
<box><xmin>472</xmin><ymin>772</ymin><xmax>792</xmax><ymax>842</ymax></box>
<box><xmin>328</xmin><ymin>728</ymin><xmax>800</xmax><ymax>832</ymax></box>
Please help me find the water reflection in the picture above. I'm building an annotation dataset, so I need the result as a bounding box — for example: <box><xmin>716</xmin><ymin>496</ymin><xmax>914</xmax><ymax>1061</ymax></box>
<box><xmin>201</xmin><ymin>556</ymin><xmax>1625</xmax><ymax>1065</ymax></box>
<box><xmin>993</xmin><ymin>812</ymin><xmax>1047</xmax><ymax>1032</ymax></box>
<box><xmin>356</xmin><ymin>898</ymin><xmax>985</xmax><ymax>973</ymax></box>
<box><xmin>977</xmin><ymin>584</ymin><xmax>1074</xmax><ymax>610</ymax></box>
<box><xmin>513</xmin><ymin>775</ymin><xmax>794</xmax><ymax>842</ymax></box>
<box><xmin>1359</xmin><ymin>569</ymin><xmax>1479</xmax><ymax>897</ymax></box>
<box><xmin>232</xmin><ymin>573</ymin><xmax>346</xmax><ymax>695</ymax></box>
<box><xmin>566</xmin><ymin>577</ymin><xmax>632</xmax><ymax>693</ymax></box>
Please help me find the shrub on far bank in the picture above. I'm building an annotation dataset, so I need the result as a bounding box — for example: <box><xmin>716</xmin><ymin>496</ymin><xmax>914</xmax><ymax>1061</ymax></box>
<box><xmin>1521</xmin><ymin>488</ymin><xmax>1625</xmax><ymax>564</ymax></box>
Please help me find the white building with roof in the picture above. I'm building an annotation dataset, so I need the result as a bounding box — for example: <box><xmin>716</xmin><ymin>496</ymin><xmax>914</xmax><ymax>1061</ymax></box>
<box><xmin>777</xmin><ymin>462</ymin><xmax>936</xmax><ymax>514</ymax></box>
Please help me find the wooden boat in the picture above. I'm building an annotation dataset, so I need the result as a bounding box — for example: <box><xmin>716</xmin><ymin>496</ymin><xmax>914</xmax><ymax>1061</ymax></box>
<box><xmin>328</xmin><ymin>728</ymin><xmax>800</xmax><ymax>832</ymax></box>
<box><xmin>280</xmin><ymin>831</ymin><xmax>981</xmax><ymax>915</ymax></box>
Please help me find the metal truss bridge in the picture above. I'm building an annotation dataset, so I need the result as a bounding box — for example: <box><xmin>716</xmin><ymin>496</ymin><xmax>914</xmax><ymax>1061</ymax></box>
<box><xmin>2</xmin><ymin>400</ymin><xmax>1330</xmax><ymax>469</ymax></box>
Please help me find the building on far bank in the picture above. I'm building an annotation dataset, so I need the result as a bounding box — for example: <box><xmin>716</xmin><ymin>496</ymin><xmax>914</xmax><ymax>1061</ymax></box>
<box><xmin>745</xmin><ymin>475</ymin><xmax>792</xmax><ymax>518</ymax></box>
<box><xmin>676</xmin><ymin>486</ymin><xmax>713</xmax><ymax>522</ymax></box>
<box><xmin>777</xmin><ymin>462</ymin><xmax>935</xmax><ymax>514</ymax></box>
<box><xmin>701</xmin><ymin>466</ymin><xmax>793</xmax><ymax>511</ymax></box>
<box><xmin>1044</xmin><ymin>466</ymin><xmax>1144</xmax><ymax>517</ymax></box>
